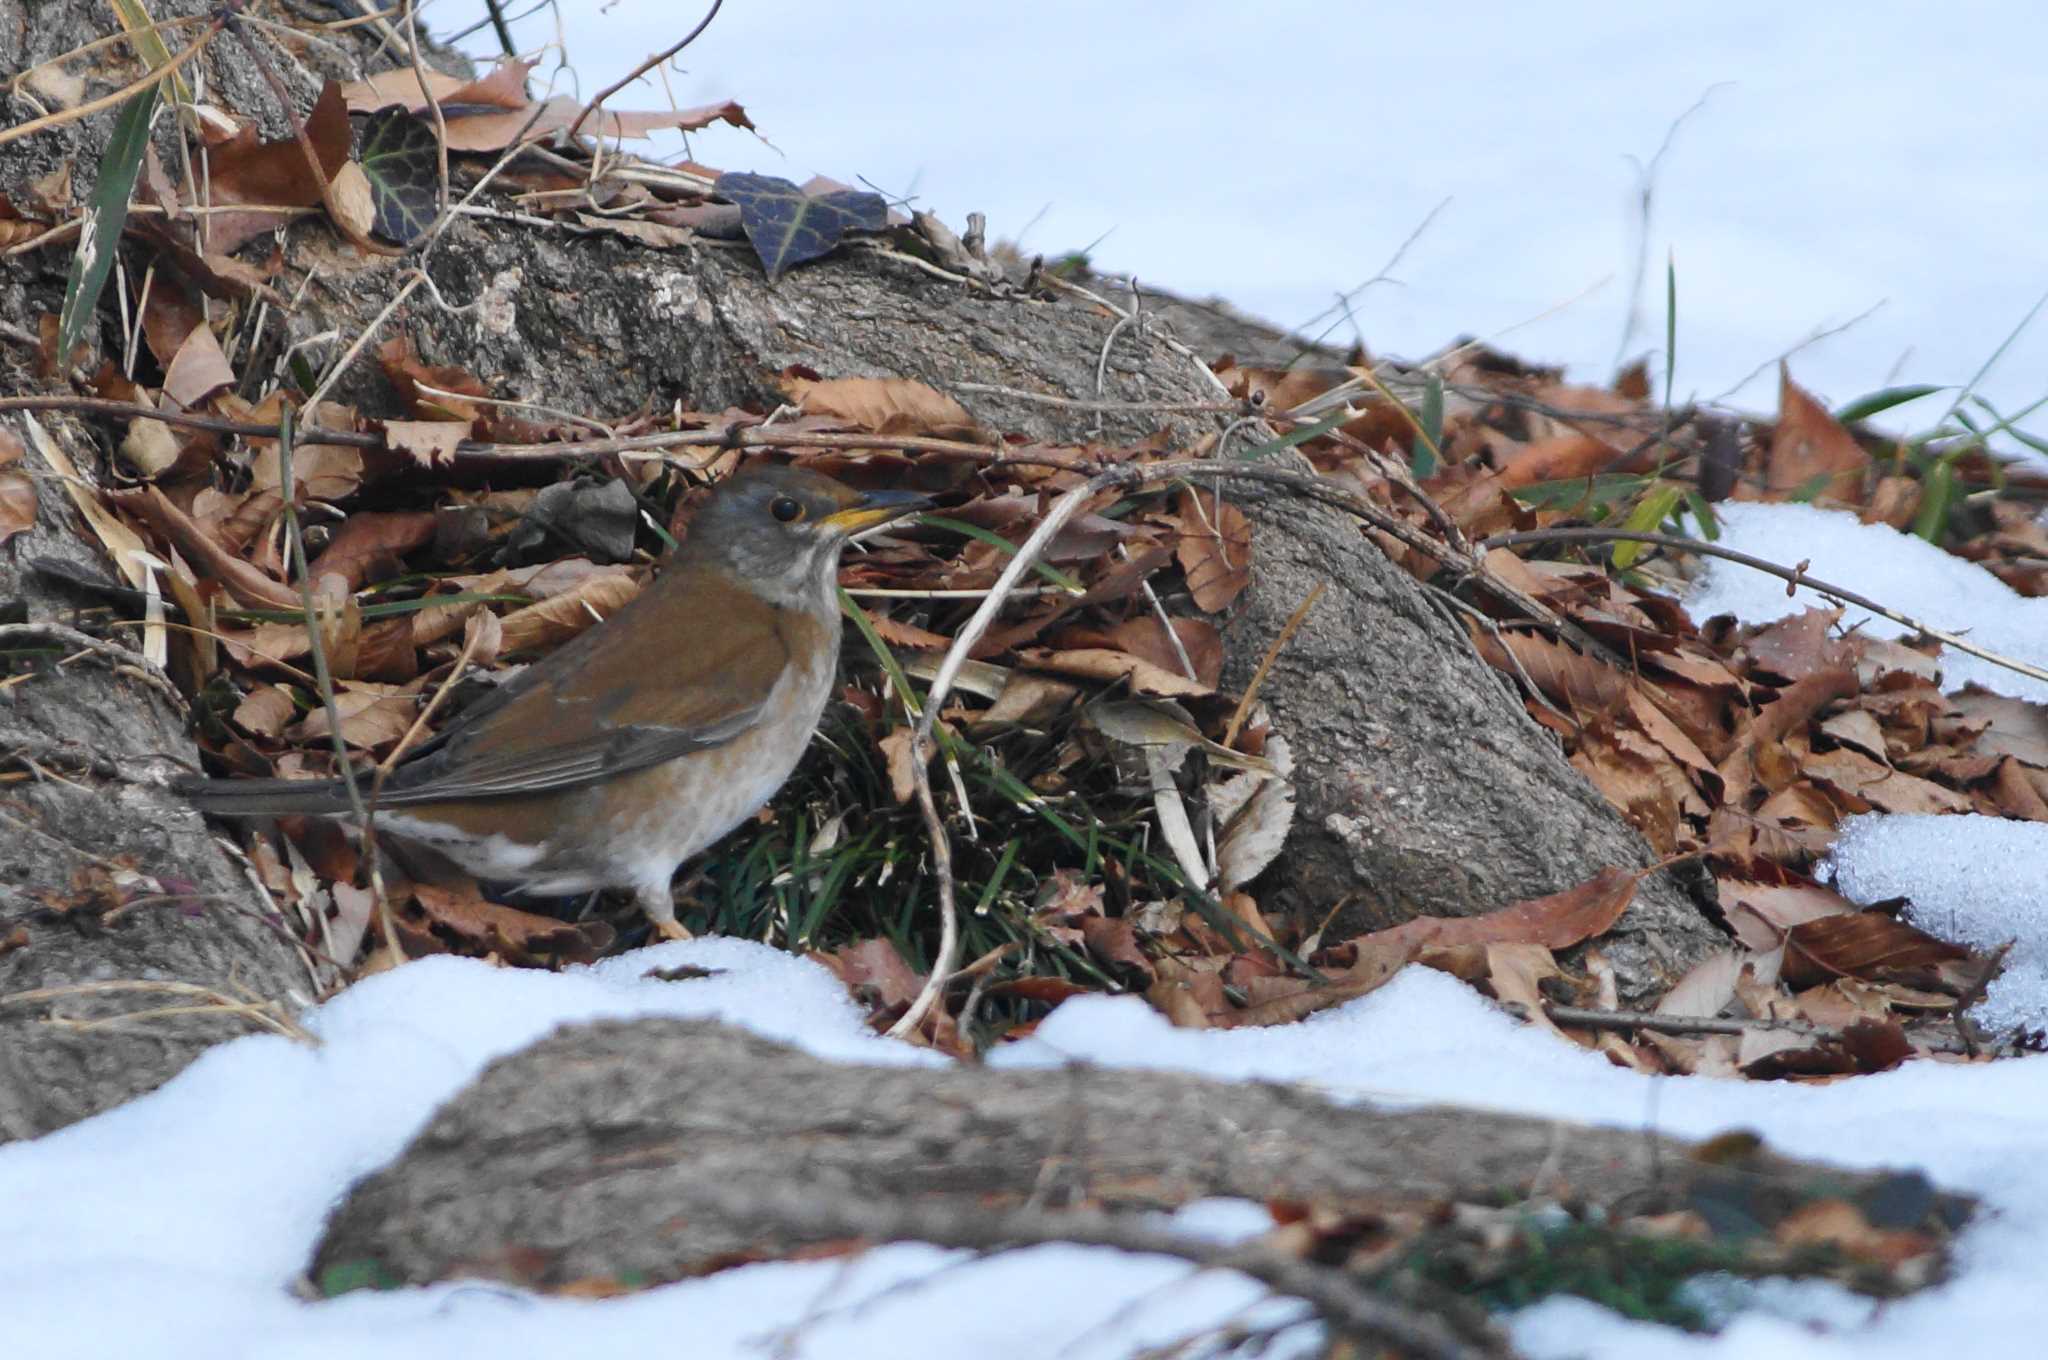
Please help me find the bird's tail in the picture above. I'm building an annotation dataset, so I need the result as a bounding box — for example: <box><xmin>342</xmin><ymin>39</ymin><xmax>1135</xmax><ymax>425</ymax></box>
<box><xmin>174</xmin><ymin>774</ymin><xmax>353</xmax><ymax>818</ymax></box>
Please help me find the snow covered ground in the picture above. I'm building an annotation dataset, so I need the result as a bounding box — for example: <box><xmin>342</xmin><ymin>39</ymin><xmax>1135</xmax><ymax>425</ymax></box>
<box><xmin>429</xmin><ymin>0</ymin><xmax>2048</xmax><ymax>441</ymax></box>
<box><xmin>6</xmin><ymin>501</ymin><xmax>2048</xmax><ymax>1357</ymax></box>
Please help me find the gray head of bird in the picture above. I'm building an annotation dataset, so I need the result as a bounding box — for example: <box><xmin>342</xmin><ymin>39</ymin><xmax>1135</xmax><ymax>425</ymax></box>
<box><xmin>680</xmin><ymin>464</ymin><xmax>931</xmax><ymax>610</ymax></box>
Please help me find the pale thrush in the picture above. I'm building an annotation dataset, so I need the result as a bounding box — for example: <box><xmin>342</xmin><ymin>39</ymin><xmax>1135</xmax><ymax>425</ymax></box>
<box><xmin>177</xmin><ymin>464</ymin><xmax>930</xmax><ymax>935</ymax></box>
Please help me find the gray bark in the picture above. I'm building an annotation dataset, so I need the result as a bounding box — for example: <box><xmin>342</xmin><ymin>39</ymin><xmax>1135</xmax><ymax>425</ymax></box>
<box><xmin>313</xmin><ymin>1016</ymin><xmax>1970</xmax><ymax>1290</ymax></box>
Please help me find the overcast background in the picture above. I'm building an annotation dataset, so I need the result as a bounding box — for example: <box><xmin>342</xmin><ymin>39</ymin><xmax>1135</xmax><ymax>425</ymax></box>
<box><xmin>429</xmin><ymin>1</ymin><xmax>2048</xmax><ymax>440</ymax></box>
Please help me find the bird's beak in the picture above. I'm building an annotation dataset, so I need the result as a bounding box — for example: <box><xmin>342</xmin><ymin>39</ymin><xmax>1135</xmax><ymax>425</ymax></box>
<box><xmin>820</xmin><ymin>488</ymin><xmax>932</xmax><ymax>536</ymax></box>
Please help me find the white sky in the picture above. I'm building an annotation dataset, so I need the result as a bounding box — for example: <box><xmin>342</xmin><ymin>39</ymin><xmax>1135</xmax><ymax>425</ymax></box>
<box><xmin>428</xmin><ymin>0</ymin><xmax>2048</xmax><ymax>440</ymax></box>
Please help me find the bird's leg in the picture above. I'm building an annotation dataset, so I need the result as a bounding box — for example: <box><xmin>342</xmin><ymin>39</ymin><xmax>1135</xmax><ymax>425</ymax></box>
<box><xmin>638</xmin><ymin>882</ymin><xmax>691</xmax><ymax>942</ymax></box>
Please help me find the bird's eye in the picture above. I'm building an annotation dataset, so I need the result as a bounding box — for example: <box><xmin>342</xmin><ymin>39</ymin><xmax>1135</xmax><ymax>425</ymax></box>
<box><xmin>770</xmin><ymin>496</ymin><xmax>805</xmax><ymax>523</ymax></box>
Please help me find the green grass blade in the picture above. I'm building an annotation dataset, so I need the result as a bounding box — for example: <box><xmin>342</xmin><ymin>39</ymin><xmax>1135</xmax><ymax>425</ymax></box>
<box><xmin>1240</xmin><ymin>411</ymin><xmax>1344</xmax><ymax>461</ymax></box>
<box><xmin>1833</xmin><ymin>384</ymin><xmax>1945</xmax><ymax>424</ymax></box>
<box><xmin>1612</xmin><ymin>484</ymin><xmax>1682</xmax><ymax>569</ymax></box>
<box><xmin>59</xmin><ymin>84</ymin><xmax>159</xmax><ymax>360</ymax></box>
<box><xmin>1412</xmin><ymin>374</ymin><xmax>1444</xmax><ymax>478</ymax></box>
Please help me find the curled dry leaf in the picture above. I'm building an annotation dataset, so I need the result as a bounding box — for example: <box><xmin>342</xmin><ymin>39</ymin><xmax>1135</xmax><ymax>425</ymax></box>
<box><xmin>0</xmin><ymin>427</ymin><xmax>33</xmax><ymax>546</ymax></box>
<box><xmin>289</xmin><ymin>683</ymin><xmax>417</xmax><ymax>751</ymax></box>
<box><xmin>232</xmin><ymin>684</ymin><xmax>298</xmax><ymax>738</ymax></box>
<box><xmin>1173</xmin><ymin>486</ymin><xmax>1251</xmax><ymax>612</ymax></box>
<box><xmin>496</xmin><ymin>571</ymin><xmax>641</xmax><ymax>654</ymax></box>
<box><xmin>1015</xmin><ymin>646</ymin><xmax>1213</xmax><ymax>698</ymax></box>
<box><xmin>1767</xmin><ymin>367</ymin><xmax>1869</xmax><ymax>503</ymax></box>
<box><xmin>779</xmin><ymin>374</ymin><xmax>983</xmax><ymax>440</ymax></box>
<box><xmin>161</xmin><ymin>322</ymin><xmax>236</xmax><ymax>408</ymax></box>
<box><xmin>402</xmin><ymin>878</ymin><xmax>607</xmax><ymax>967</ymax></box>
<box><xmin>1782</xmin><ymin>912</ymin><xmax>1974</xmax><ymax>991</ymax></box>
<box><xmin>107</xmin><ymin>485</ymin><xmax>299</xmax><ymax>610</ymax></box>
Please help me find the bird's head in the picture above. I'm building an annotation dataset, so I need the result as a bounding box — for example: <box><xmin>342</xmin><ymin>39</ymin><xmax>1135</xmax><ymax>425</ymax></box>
<box><xmin>682</xmin><ymin>463</ymin><xmax>930</xmax><ymax>609</ymax></box>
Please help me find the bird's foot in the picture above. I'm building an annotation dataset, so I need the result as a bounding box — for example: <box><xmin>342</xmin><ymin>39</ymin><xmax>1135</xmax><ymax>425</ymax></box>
<box><xmin>652</xmin><ymin>916</ymin><xmax>693</xmax><ymax>942</ymax></box>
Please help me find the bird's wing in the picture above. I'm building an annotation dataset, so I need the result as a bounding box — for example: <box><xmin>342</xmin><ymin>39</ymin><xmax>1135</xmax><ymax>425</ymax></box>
<box><xmin>376</xmin><ymin>566</ymin><xmax>800</xmax><ymax>804</ymax></box>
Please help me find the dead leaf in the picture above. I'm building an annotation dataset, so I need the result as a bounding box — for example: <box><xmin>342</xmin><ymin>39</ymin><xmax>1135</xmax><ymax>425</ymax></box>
<box><xmin>1173</xmin><ymin>487</ymin><xmax>1251</xmax><ymax>612</ymax></box>
<box><xmin>403</xmin><ymin>878</ymin><xmax>606</xmax><ymax>966</ymax></box>
<box><xmin>1783</xmin><ymin>912</ymin><xmax>1972</xmax><ymax>990</ymax></box>
<box><xmin>0</xmin><ymin>428</ymin><xmax>33</xmax><ymax>546</ymax></box>
<box><xmin>1016</xmin><ymin>647</ymin><xmax>1214</xmax><ymax>698</ymax></box>
<box><xmin>1079</xmin><ymin>917</ymin><xmax>1155</xmax><ymax>985</ymax></box>
<box><xmin>1765</xmin><ymin>367</ymin><xmax>1868</xmax><ymax>503</ymax></box>
<box><xmin>780</xmin><ymin>375</ymin><xmax>983</xmax><ymax>440</ymax></box>
<box><xmin>327</xmin><ymin>161</ymin><xmax>375</xmax><ymax>241</ymax></box>
<box><xmin>161</xmin><ymin>322</ymin><xmax>236</xmax><ymax>407</ymax></box>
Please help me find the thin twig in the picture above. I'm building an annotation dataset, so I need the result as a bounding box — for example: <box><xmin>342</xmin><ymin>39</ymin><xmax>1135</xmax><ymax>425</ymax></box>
<box><xmin>563</xmin><ymin>0</ymin><xmax>725</xmax><ymax>142</ymax></box>
<box><xmin>0</xmin><ymin>12</ymin><xmax>226</xmax><ymax>149</ymax></box>
<box><xmin>0</xmin><ymin>978</ymin><xmax>313</xmax><ymax>1043</ymax></box>
<box><xmin>682</xmin><ymin>1181</ymin><xmax>1490</xmax><ymax>1360</ymax></box>
<box><xmin>1510</xmin><ymin>1001</ymin><xmax>1979</xmax><ymax>1057</ymax></box>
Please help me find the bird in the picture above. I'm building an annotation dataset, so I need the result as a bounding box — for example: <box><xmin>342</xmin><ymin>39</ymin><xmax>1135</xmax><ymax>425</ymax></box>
<box><xmin>176</xmin><ymin>463</ymin><xmax>930</xmax><ymax>938</ymax></box>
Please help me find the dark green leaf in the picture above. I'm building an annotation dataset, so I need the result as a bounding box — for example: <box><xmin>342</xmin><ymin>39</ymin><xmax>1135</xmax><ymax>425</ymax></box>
<box><xmin>1787</xmin><ymin>472</ymin><xmax>1834</xmax><ymax>505</ymax></box>
<box><xmin>1682</xmin><ymin>489</ymin><xmax>1720</xmax><ymax>541</ymax></box>
<box><xmin>1510</xmin><ymin>474</ymin><xmax>1651</xmax><ymax>510</ymax></box>
<box><xmin>357</xmin><ymin>107</ymin><xmax>439</xmax><ymax>245</ymax></box>
<box><xmin>1612</xmin><ymin>484</ymin><xmax>1681</xmax><ymax>569</ymax></box>
<box><xmin>1663</xmin><ymin>252</ymin><xmax>1677</xmax><ymax>409</ymax></box>
<box><xmin>1833</xmin><ymin>384</ymin><xmax>1945</xmax><ymax>425</ymax></box>
<box><xmin>1413</xmin><ymin>373</ymin><xmax>1443</xmax><ymax>478</ymax></box>
<box><xmin>717</xmin><ymin>171</ymin><xmax>886</xmax><ymax>281</ymax></box>
<box><xmin>317</xmin><ymin>1258</ymin><xmax>403</xmax><ymax>1296</ymax></box>
<box><xmin>1912</xmin><ymin>458</ymin><xmax>1956</xmax><ymax>544</ymax></box>
<box><xmin>1240</xmin><ymin>411</ymin><xmax>1342</xmax><ymax>462</ymax></box>
<box><xmin>59</xmin><ymin>83</ymin><xmax>159</xmax><ymax>361</ymax></box>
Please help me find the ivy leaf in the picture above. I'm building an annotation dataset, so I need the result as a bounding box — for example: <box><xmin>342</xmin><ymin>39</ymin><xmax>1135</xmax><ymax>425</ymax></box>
<box><xmin>717</xmin><ymin>171</ymin><xmax>886</xmax><ymax>282</ymax></box>
<box><xmin>357</xmin><ymin>107</ymin><xmax>440</xmax><ymax>245</ymax></box>
<box><xmin>59</xmin><ymin>83</ymin><xmax>159</xmax><ymax>361</ymax></box>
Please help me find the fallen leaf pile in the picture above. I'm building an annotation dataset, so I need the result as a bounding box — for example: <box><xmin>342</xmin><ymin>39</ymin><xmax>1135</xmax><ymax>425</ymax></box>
<box><xmin>8</xmin><ymin>34</ymin><xmax>2047</xmax><ymax>1083</ymax></box>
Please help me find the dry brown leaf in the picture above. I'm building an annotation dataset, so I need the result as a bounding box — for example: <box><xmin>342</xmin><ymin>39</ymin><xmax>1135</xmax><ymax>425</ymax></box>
<box><xmin>117</xmin><ymin>418</ymin><xmax>184</xmax><ymax>480</ymax></box>
<box><xmin>1716</xmin><ymin>862</ymin><xmax>1856</xmax><ymax>950</ymax></box>
<box><xmin>1173</xmin><ymin>486</ymin><xmax>1251</xmax><ymax>612</ymax></box>
<box><xmin>866</xmin><ymin>612</ymin><xmax>952</xmax><ymax>651</ymax></box>
<box><xmin>0</xmin><ymin>427</ymin><xmax>32</xmax><ymax>546</ymax></box>
<box><xmin>780</xmin><ymin>375</ymin><xmax>982</xmax><ymax>439</ymax></box>
<box><xmin>1014</xmin><ymin>647</ymin><xmax>1213</xmax><ymax>698</ymax></box>
<box><xmin>1783</xmin><ymin>912</ymin><xmax>1972</xmax><ymax>990</ymax></box>
<box><xmin>403</xmin><ymin>878</ymin><xmax>606</xmax><ymax>966</ymax></box>
<box><xmin>161</xmin><ymin>322</ymin><xmax>235</xmax><ymax>407</ymax></box>
<box><xmin>1744</xmin><ymin>609</ymin><xmax>1851</xmax><ymax>682</ymax></box>
<box><xmin>327</xmin><ymin>161</ymin><xmax>375</xmax><ymax>241</ymax></box>
<box><xmin>232</xmin><ymin>684</ymin><xmax>297</xmax><ymax>738</ymax></box>
<box><xmin>496</xmin><ymin>572</ymin><xmax>641</xmax><ymax>654</ymax></box>
<box><xmin>1801</xmin><ymin>747</ymin><xmax>1973</xmax><ymax>815</ymax></box>
<box><xmin>1079</xmin><ymin>917</ymin><xmax>1155</xmax><ymax>985</ymax></box>
<box><xmin>1765</xmin><ymin>367</ymin><xmax>1869</xmax><ymax>503</ymax></box>
<box><xmin>1102</xmin><ymin>616</ymin><xmax>1223</xmax><ymax>688</ymax></box>
<box><xmin>1471</xmin><ymin>627</ymin><xmax>1630</xmax><ymax>713</ymax></box>
<box><xmin>877</xmin><ymin>726</ymin><xmax>921</xmax><ymax>804</ymax></box>
<box><xmin>1495</xmin><ymin>433</ymin><xmax>1618</xmax><ymax>488</ymax></box>
<box><xmin>290</xmin><ymin>684</ymin><xmax>415</xmax><ymax>751</ymax></box>
<box><xmin>1219</xmin><ymin>933</ymin><xmax>1420</xmax><ymax>1027</ymax></box>
<box><xmin>108</xmin><ymin>485</ymin><xmax>300</xmax><ymax>610</ymax></box>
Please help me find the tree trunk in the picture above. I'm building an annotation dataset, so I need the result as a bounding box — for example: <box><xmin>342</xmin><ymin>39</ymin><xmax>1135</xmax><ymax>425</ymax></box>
<box><xmin>313</xmin><ymin>1015</ymin><xmax>1970</xmax><ymax>1295</ymax></box>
